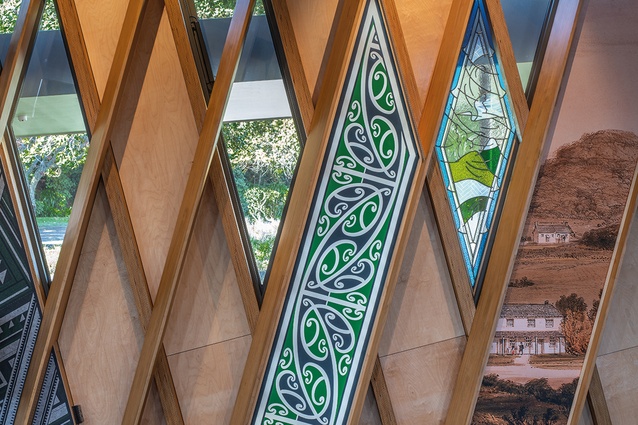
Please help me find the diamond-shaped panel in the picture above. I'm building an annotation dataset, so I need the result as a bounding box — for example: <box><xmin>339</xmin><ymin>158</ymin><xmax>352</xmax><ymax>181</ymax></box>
<box><xmin>435</xmin><ymin>0</ymin><xmax>518</xmax><ymax>290</ymax></box>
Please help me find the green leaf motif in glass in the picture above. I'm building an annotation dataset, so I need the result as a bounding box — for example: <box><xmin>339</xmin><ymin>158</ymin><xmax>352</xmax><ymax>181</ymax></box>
<box><xmin>434</xmin><ymin>0</ymin><xmax>518</xmax><ymax>290</ymax></box>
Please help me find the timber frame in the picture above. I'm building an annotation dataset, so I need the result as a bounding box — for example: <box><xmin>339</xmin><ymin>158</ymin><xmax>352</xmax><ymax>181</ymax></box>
<box><xmin>0</xmin><ymin>0</ymin><xmax>628</xmax><ymax>423</ymax></box>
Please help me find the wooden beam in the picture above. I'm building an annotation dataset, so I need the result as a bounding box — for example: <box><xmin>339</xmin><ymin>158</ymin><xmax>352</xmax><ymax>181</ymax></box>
<box><xmin>14</xmin><ymin>0</ymin><xmax>162</xmax><ymax>421</ymax></box>
<box><xmin>266</xmin><ymin>0</ymin><xmax>314</xmax><ymax>134</ymax></box>
<box><xmin>101</xmin><ymin>147</ymin><xmax>184</xmax><ymax>424</ymax></box>
<box><xmin>444</xmin><ymin>1</ymin><xmax>584</xmax><ymax>424</ymax></box>
<box><xmin>164</xmin><ymin>0</ymin><xmax>261</xmax><ymax>331</ymax></box>
<box><xmin>587</xmin><ymin>366</ymin><xmax>612</xmax><ymax>425</ymax></box>
<box><xmin>121</xmin><ymin>1</ymin><xmax>256</xmax><ymax>422</ymax></box>
<box><xmin>418</xmin><ymin>0</ymin><xmax>475</xmax><ymax>334</ymax></box>
<box><xmin>229</xmin><ymin>0</ymin><xmax>430</xmax><ymax>423</ymax></box>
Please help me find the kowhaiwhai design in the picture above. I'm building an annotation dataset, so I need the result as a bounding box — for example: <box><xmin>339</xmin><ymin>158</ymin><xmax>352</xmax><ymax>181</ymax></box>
<box><xmin>435</xmin><ymin>0</ymin><xmax>518</xmax><ymax>290</ymax></box>
<box><xmin>253</xmin><ymin>1</ymin><xmax>419</xmax><ymax>424</ymax></box>
<box><xmin>0</xmin><ymin>166</ymin><xmax>72</xmax><ymax>424</ymax></box>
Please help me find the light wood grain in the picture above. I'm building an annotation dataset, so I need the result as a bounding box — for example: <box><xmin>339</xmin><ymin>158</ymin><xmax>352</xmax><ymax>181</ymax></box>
<box><xmin>72</xmin><ymin>0</ymin><xmax>127</xmax><ymax>99</ymax></box>
<box><xmin>56</xmin><ymin>184</ymin><xmax>161</xmax><ymax>424</ymax></box>
<box><xmin>122</xmin><ymin>1</ymin><xmax>256</xmax><ymax>422</ymax></box>
<box><xmin>167</xmin><ymin>336</ymin><xmax>252</xmax><ymax>424</ymax></box>
<box><xmin>60</xmin><ymin>0</ymin><xmax>184</xmax><ymax>419</ymax></box>
<box><xmin>15</xmin><ymin>0</ymin><xmax>161</xmax><ymax>421</ymax></box>
<box><xmin>381</xmin><ymin>336</ymin><xmax>466</xmax><ymax>425</ymax></box>
<box><xmin>284</xmin><ymin>0</ymin><xmax>339</xmax><ymax>102</ymax></box>
<box><xmin>163</xmin><ymin>0</ymin><xmax>261</xmax><ymax>331</ymax></box>
<box><xmin>443</xmin><ymin>1</ymin><xmax>585</xmax><ymax>424</ymax></box>
<box><xmin>394</xmin><ymin>0</ymin><xmax>453</xmax><ymax>113</ymax></box>
<box><xmin>163</xmin><ymin>181</ymin><xmax>252</xmax><ymax>354</ymax></box>
<box><xmin>378</xmin><ymin>191</ymin><xmax>464</xmax><ymax>357</ymax></box>
<box><xmin>579</xmin><ymin>401</ymin><xmax>594</xmax><ymax>425</ymax></box>
<box><xmin>596</xmin><ymin>346</ymin><xmax>638</xmax><ymax>425</ymax></box>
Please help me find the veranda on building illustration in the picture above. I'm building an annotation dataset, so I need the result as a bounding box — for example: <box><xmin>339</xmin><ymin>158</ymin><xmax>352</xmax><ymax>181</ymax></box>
<box><xmin>491</xmin><ymin>303</ymin><xmax>566</xmax><ymax>356</ymax></box>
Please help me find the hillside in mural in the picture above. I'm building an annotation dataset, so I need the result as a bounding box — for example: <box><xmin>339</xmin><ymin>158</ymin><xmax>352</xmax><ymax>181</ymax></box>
<box><xmin>473</xmin><ymin>130</ymin><xmax>638</xmax><ymax>425</ymax></box>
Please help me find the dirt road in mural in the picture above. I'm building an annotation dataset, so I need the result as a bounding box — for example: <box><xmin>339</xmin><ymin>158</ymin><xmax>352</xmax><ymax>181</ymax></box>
<box><xmin>472</xmin><ymin>130</ymin><xmax>638</xmax><ymax>425</ymax></box>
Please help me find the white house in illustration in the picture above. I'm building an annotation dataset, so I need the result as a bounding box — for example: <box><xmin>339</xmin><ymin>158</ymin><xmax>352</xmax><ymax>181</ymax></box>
<box><xmin>532</xmin><ymin>221</ymin><xmax>574</xmax><ymax>244</ymax></box>
<box><xmin>491</xmin><ymin>303</ymin><xmax>565</xmax><ymax>355</ymax></box>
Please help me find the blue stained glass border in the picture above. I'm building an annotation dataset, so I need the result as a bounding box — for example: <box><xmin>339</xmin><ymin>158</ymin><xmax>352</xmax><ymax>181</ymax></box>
<box><xmin>434</xmin><ymin>0</ymin><xmax>519</xmax><ymax>290</ymax></box>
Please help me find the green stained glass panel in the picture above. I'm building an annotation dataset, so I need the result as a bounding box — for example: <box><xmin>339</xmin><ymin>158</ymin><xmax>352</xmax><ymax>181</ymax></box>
<box><xmin>434</xmin><ymin>0</ymin><xmax>518</xmax><ymax>292</ymax></box>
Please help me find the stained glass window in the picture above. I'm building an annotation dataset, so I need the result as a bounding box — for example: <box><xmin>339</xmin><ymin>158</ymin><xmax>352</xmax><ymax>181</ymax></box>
<box><xmin>434</xmin><ymin>0</ymin><xmax>518</xmax><ymax>292</ymax></box>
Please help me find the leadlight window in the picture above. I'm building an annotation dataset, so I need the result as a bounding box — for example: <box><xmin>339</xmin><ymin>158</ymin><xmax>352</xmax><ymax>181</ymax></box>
<box><xmin>434</xmin><ymin>0</ymin><xmax>519</xmax><ymax>295</ymax></box>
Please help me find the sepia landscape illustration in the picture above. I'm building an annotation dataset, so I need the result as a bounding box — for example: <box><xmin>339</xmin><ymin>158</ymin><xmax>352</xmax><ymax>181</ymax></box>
<box><xmin>472</xmin><ymin>129</ymin><xmax>638</xmax><ymax>424</ymax></box>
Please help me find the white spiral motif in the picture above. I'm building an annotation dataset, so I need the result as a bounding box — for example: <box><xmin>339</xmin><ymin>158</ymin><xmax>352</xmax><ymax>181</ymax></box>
<box><xmin>258</xmin><ymin>3</ymin><xmax>419</xmax><ymax>424</ymax></box>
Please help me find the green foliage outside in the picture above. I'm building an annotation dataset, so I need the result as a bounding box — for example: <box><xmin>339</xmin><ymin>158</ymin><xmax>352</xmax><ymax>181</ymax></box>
<box><xmin>223</xmin><ymin>118</ymin><xmax>300</xmax><ymax>273</ymax></box>
<box><xmin>0</xmin><ymin>0</ymin><xmax>58</xmax><ymax>34</ymax></box>
<box><xmin>194</xmin><ymin>0</ymin><xmax>265</xmax><ymax>19</ymax></box>
<box><xmin>17</xmin><ymin>134</ymin><xmax>89</xmax><ymax>217</ymax></box>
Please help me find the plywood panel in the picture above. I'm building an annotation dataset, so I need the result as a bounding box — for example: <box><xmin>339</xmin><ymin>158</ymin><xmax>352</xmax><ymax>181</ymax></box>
<box><xmin>74</xmin><ymin>0</ymin><xmax>127</xmax><ymax>98</ymax></box>
<box><xmin>381</xmin><ymin>336</ymin><xmax>466</xmax><ymax>425</ymax></box>
<box><xmin>598</xmin><ymin>204</ymin><xmax>638</xmax><ymax>356</ymax></box>
<box><xmin>164</xmin><ymin>182</ymin><xmax>251</xmax><ymax>355</ymax></box>
<box><xmin>596</xmin><ymin>346</ymin><xmax>638</xmax><ymax>425</ymax></box>
<box><xmin>395</xmin><ymin>0</ymin><xmax>453</xmax><ymax>113</ymax></box>
<box><xmin>285</xmin><ymin>0</ymin><xmax>339</xmax><ymax>98</ymax></box>
<box><xmin>378</xmin><ymin>192</ymin><xmax>464</xmax><ymax>357</ymax></box>
<box><xmin>110</xmin><ymin>9</ymin><xmax>200</xmax><ymax>300</ymax></box>
<box><xmin>58</xmin><ymin>186</ymin><xmax>164</xmax><ymax>424</ymax></box>
<box><xmin>167</xmin><ymin>335</ymin><xmax>251</xmax><ymax>425</ymax></box>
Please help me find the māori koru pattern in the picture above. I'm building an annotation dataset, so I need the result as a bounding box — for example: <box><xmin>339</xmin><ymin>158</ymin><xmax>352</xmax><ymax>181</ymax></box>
<box><xmin>0</xmin><ymin>167</ymin><xmax>72</xmax><ymax>424</ymax></box>
<box><xmin>435</xmin><ymin>0</ymin><xmax>518</xmax><ymax>290</ymax></box>
<box><xmin>253</xmin><ymin>0</ymin><xmax>419</xmax><ymax>424</ymax></box>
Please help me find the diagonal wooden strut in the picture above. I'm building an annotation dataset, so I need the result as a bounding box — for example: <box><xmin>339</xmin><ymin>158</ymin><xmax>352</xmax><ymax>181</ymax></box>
<box><xmin>55</xmin><ymin>0</ymin><xmax>185</xmax><ymax>420</ymax></box>
<box><xmin>121</xmin><ymin>1</ymin><xmax>256</xmax><ymax>422</ymax></box>
<box><xmin>14</xmin><ymin>0</ymin><xmax>163</xmax><ymax>421</ymax></box>
<box><xmin>444</xmin><ymin>1</ymin><xmax>586</xmax><ymax>424</ymax></box>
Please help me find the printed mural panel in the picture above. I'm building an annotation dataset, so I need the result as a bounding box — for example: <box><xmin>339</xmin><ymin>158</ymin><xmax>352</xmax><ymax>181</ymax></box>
<box><xmin>472</xmin><ymin>0</ymin><xmax>638</xmax><ymax>417</ymax></box>
<box><xmin>473</xmin><ymin>130</ymin><xmax>638</xmax><ymax>424</ymax></box>
<box><xmin>0</xmin><ymin>167</ymin><xmax>73</xmax><ymax>423</ymax></box>
<box><xmin>434</xmin><ymin>0</ymin><xmax>518</xmax><ymax>292</ymax></box>
<box><xmin>252</xmin><ymin>0</ymin><xmax>420</xmax><ymax>423</ymax></box>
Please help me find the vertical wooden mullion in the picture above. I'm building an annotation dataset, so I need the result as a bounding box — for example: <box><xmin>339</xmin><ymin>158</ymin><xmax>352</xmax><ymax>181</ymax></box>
<box><xmin>444</xmin><ymin>1</ymin><xmax>585</xmax><ymax>423</ymax></box>
<box><xmin>14</xmin><ymin>0</ymin><xmax>162</xmax><ymax>421</ymax></box>
<box><xmin>56</xmin><ymin>1</ymin><xmax>187</xmax><ymax>421</ymax></box>
<box><xmin>122</xmin><ymin>1</ymin><xmax>256</xmax><ymax>422</ymax></box>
